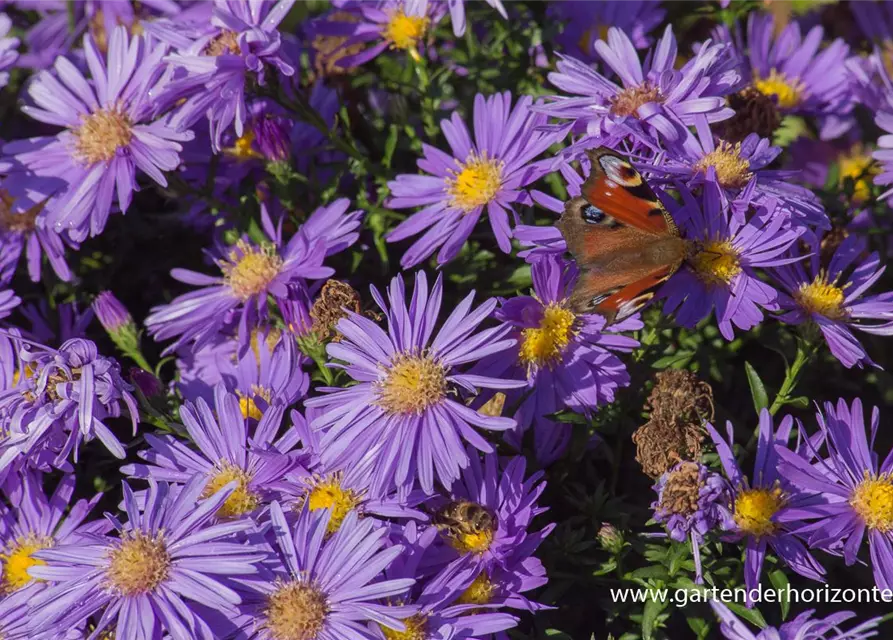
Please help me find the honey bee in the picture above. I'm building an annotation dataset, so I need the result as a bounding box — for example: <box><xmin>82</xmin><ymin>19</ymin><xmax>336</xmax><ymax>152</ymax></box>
<box><xmin>432</xmin><ymin>500</ymin><xmax>497</xmax><ymax>540</ymax></box>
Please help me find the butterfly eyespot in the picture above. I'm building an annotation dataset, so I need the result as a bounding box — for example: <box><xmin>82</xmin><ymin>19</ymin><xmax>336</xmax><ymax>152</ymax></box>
<box><xmin>581</xmin><ymin>204</ymin><xmax>605</xmax><ymax>224</ymax></box>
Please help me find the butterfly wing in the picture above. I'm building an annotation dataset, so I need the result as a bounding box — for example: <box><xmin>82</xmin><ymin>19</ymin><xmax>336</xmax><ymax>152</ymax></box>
<box><xmin>581</xmin><ymin>147</ymin><xmax>679</xmax><ymax>236</ymax></box>
<box><xmin>571</xmin><ymin>263</ymin><xmax>679</xmax><ymax>324</ymax></box>
<box><xmin>555</xmin><ymin>148</ymin><xmax>684</xmax><ymax>322</ymax></box>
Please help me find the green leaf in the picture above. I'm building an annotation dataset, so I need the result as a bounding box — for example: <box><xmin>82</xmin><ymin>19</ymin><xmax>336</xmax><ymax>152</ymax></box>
<box><xmin>642</xmin><ymin>598</ymin><xmax>665</xmax><ymax>640</ymax></box>
<box><xmin>628</xmin><ymin>566</ymin><xmax>670</xmax><ymax>581</ymax></box>
<box><xmin>726</xmin><ymin>602</ymin><xmax>767</xmax><ymax>628</ymax></box>
<box><xmin>745</xmin><ymin>362</ymin><xmax>769</xmax><ymax>413</ymax></box>
<box><xmin>787</xmin><ymin>396</ymin><xmax>810</xmax><ymax>409</ymax></box>
<box><xmin>769</xmin><ymin>570</ymin><xmax>790</xmax><ymax>619</ymax></box>
<box><xmin>382</xmin><ymin>125</ymin><xmax>399</xmax><ymax>169</ymax></box>
<box><xmin>544</xmin><ymin>631</ymin><xmax>573</xmax><ymax>639</ymax></box>
<box><xmin>652</xmin><ymin>351</ymin><xmax>694</xmax><ymax>369</ymax></box>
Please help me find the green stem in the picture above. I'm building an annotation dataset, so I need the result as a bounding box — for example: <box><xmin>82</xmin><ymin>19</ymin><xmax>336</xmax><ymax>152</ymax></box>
<box><xmin>128</xmin><ymin>350</ymin><xmax>154</xmax><ymax>376</ymax></box>
<box><xmin>768</xmin><ymin>338</ymin><xmax>815</xmax><ymax>416</ymax></box>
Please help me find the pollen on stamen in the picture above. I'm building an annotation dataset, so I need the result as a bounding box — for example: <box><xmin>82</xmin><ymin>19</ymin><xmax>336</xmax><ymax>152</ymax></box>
<box><xmin>384</xmin><ymin>11</ymin><xmax>429</xmax><ymax>51</ymax></box>
<box><xmin>263</xmin><ymin>580</ymin><xmax>328</xmax><ymax>640</ymax></box>
<box><xmin>446</xmin><ymin>152</ymin><xmax>504</xmax><ymax>213</ymax></box>
<box><xmin>447</xmin><ymin>525</ymin><xmax>494</xmax><ymax>555</ymax></box>
<box><xmin>610</xmin><ymin>82</ymin><xmax>663</xmax><ymax>117</ymax></box>
<box><xmin>794</xmin><ymin>272</ymin><xmax>848</xmax><ymax>321</ymax></box>
<box><xmin>105</xmin><ymin>531</ymin><xmax>171</xmax><ymax>596</ymax></box>
<box><xmin>238</xmin><ymin>384</ymin><xmax>273</xmax><ymax>420</ymax></box>
<box><xmin>201</xmin><ymin>462</ymin><xmax>259</xmax><ymax>518</ymax></box>
<box><xmin>382</xmin><ymin>614</ymin><xmax>429</xmax><ymax>640</ymax></box>
<box><xmin>375</xmin><ymin>352</ymin><xmax>448</xmax><ymax>416</ymax></box>
<box><xmin>519</xmin><ymin>304</ymin><xmax>576</xmax><ymax>369</ymax></box>
<box><xmin>689</xmin><ymin>240</ymin><xmax>742</xmax><ymax>286</ymax></box>
<box><xmin>0</xmin><ymin>534</ymin><xmax>53</xmax><ymax>593</ymax></box>
<box><xmin>850</xmin><ymin>473</ymin><xmax>893</xmax><ymax>532</ymax></box>
<box><xmin>693</xmin><ymin>141</ymin><xmax>753</xmax><ymax>188</ymax></box>
<box><xmin>304</xmin><ymin>474</ymin><xmax>363</xmax><ymax>534</ymax></box>
<box><xmin>457</xmin><ymin>573</ymin><xmax>495</xmax><ymax>606</ymax></box>
<box><xmin>733</xmin><ymin>486</ymin><xmax>784</xmax><ymax>538</ymax></box>
<box><xmin>753</xmin><ymin>69</ymin><xmax>806</xmax><ymax>110</ymax></box>
<box><xmin>220</xmin><ymin>240</ymin><xmax>284</xmax><ymax>301</ymax></box>
<box><xmin>74</xmin><ymin>107</ymin><xmax>133</xmax><ymax>165</ymax></box>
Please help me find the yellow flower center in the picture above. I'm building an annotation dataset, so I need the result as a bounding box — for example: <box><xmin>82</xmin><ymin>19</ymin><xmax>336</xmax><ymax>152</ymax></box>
<box><xmin>689</xmin><ymin>240</ymin><xmax>742</xmax><ymax>286</ymax></box>
<box><xmin>375</xmin><ymin>353</ymin><xmax>448</xmax><ymax>416</ymax></box>
<box><xmin>106</xmin><ymin>532</ymin><xmax>171</xmax><ymax>596</ymax></box>
<box><xmin>794</xmin><ymin>273</ymin><xmax>848</xmax><ymax>321</ymax></box>
<box><xmin>221</xmin><ymin>240</ymin><xmax>284</xmax><ymax>301</ymax></box>
<box><xmin>226</xmin><ymin>130</ymin><xmax>263</xmax><ymax>161</ymax></box>
<box><xmin>384</xmin><ymin>11</ymin><xmax>429</xmax><ymax>50</ymax></box>
<box><xmin>382</xmin><ymin>614</ymin><xmax>428</xmax><ymax>640</ymax></box>
<box><xmin>519</xmin><ymin>304</ymin><xmax>576</xmax><ymax>368</ymax></box>
<box><xmin>306</xmin><ymin>475</ymin><xmax>362</xmax><ymax>534</ymax></box>
<box><xmin>264</xmin><ymin>580</ymin><xmax>328</xmax><ymax>640</ymax></box>
<box><xmin>753</xmin><ymin>69</ymin><xmax>805</xmax><ymax>110</ymax></box>
<box><xmin>74</xmin><ymin>107</ymin><xmax>133</xmax><ymax>165</ymax></box>
<box><xmin>851</xmin><ymin>474</ymin><xmax>893</xmax><ymax>532</ymax></box>
<box><xmin>0</xmin><ymin>535</ymin><xmax>52</xmax><ymax>593</ymax></box>
<box><xmin>838</xmin><ymin>146</ymin><xmax>879</xmax><ymax>202</ymax></box>
<box><xmin>457</xmin><ymin>573</ymin><xmax>494</xmax><ymax>605</ymax></box>
<box><xmin>201</xmin><ymin>462</ymin><xmax>259</xmax><ymax>518</ymax></box>
<box><xmin>693</xmin><ymin>141</ymin><xmax>753</xmax><ymax>188</ymax></box>
<box><xmin>446</xmin><ymin>152</ymin><xmax>504</xmax><ymax>213</ymax></box>
<box><xmin>577</xmin><ymin>24</ymin><xmax>610</xmax><ymax>55</ymax></box>
<box><xmin>610</xmin><ymin>82</ymin><xmax>663</xmax><ymax>117</ymax></box>
<box><xmin>0</xmin><ymin>190</ymin><xmax>44</xmax><ymax>233</ymax></box>
<box><xmin>734</xmin><ymin>487</ymin><xmax>784</xmax><ymax>538</ymax></box>
<box><xmin>238</xmin><ymin>385</ymin><xmax>273</xmax><ymax>420</ymax></box>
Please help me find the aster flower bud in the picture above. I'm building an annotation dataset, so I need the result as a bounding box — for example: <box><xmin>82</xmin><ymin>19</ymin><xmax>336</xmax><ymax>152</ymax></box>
<box><xmin>596</xmin><ymin>523</ymin><xmax>624</xmax><ymax>554</ymax></box>
<box><xmin>93</xmin><ymin>290</ymin><xmax>133</xmax><ymax>335</ymax></box>
<box><xmin>129</xmin><ymin>367</ymin><xmax>163</xmax><ymax>399</ymax></box>
<box><xmin>255</xmin><ymin>114</ymin><xmax>293</xmax><ymax>164</ymax></box>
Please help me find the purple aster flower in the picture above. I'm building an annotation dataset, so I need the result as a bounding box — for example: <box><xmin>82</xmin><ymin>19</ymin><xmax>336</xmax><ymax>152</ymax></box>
<box><xmin>652</xmin><ymin>461</ymin><xmax>734</xmax><ymax>581</ymax></box>
<box><xmin>775</xmin><ymin>398</ymin><xmax>893</xmax><ymax>591</ymax></box>
<box><xmin>317</xmin><ymin>0</ymin><xmax>448</xmax><ymax>68</ymax></box>
<box><xmin>446</xmin><ymin>0</ymin><xmax>507</xmax><ymax>37</ymax></box>
<box><xmin>875</xmin><ymin>108</ymin><xmax>893</xmax><ymax>201</ymax></box>
<box><xmin>163</xmin><ymin>0</ymin><xmax>297</xmax><ymax>150</ymax></box>
<box><xmin>711</xmin><ymin>601</ymin><xmax>881</xmax><ymax>640</ymax></box>
<box><xmin>658</xmin><ymin>181</ymin><xmax>803</xmax><ymax>340</ymax></box>
<box><xmin>122</xmin><ymin>385</ymin><xmax>303</xmax><ymax>519</ymax></box>
<box><xmin>772</xmin><ymin>233</ymin><xmax>893</xmax><ymax>369</ymax></box>
<box><xmin>145</xmin><ymin>202</ymin><xmax>347</xmax><ymax>352</ymax></box>
<box><xmin>707</xmin><ymin>409</ymin><xmax>825</xmax><ymax>601</ymax></box>
<box><xmin>28</xmin><ymin>477</ymin><xmax>266</xmax><ymax>639</ymax></box>
<box><xmin>0</xmin><ymin>176</ymin><xmax>75</xmax><ymax>284</ymax></box>
<box><xmin>0</xmin><ymin>287</ymin><xmax>18</xmax><ymax>322</ymax></box>
<box><xmin>0</xmin><ymin>586</ymin><xmax>45</xmax><ymax>639</ymax></box>
<box><xmin>472</xmin><ymin>254</ymin><xmax>638</xmax><ymax>464</ymax></box>
<box><xmin>647</xmin><ymin>115</ymin><xmax>827</xmax><ymax>228</ymax></box>
<box><xmin>221</xmin><ymin>501</ymin><xmax>415</xmax><ymax>640</ymax></box>
<box><xmin>280</xmin><ymin>422</ymin><xmax>427</xmax><ymax>534</ymax></box>
<box><xmin>14</xmin><ymin>300</ymin><xmax>94</xmax><ymax>344</ymax></box>
<box><xmin>0</xmin><ymin>28</ymin><xmax>194</xmax><ymax>242</ymax></box>
<box><xmin>739</xmin><ymin>13</ymin><xmax>852</xmax><ymax>137</ymax></box>
<box><xmin>548</xmin><ymin>0</ymin><xmax>665</xmax><ymax>61</ymax></box>
<box><xmin>0</xmin><ymin>337</ymin><xmax>138</xmax><ymax>473</ymax></box>
<box><xmin>382</xmin><ymin>520</ymin><xmax>519</xmax><ymax>639</ymax></box>
<box><xmin>429</xmin><ymin>450</ymin><xmax>554</xmax><ymax>614</ymax></box>
<box><xmin>539</xmin><ymin>26</ymin><xmax>738</xmax><ymax>144</ymax></box>
<box><xmin>0</xmin><ymin>13</ymin><xmax>19</xmax><ymax>88</ymax></box>
<box><xmin>386</xmin><ymin>91</ymin><xmax>569</xmax><ymax>268</ymax></box>
<box><xmin>0</xmin><ymin>468</ymin><xmax>109</xmax><ymax>595</ymax></box>
<box><xmin>176</xmin><ymin>327</ymin><xmax>309</xmax><ymax>414</ymax></box>
<box><xmin>305</xmin><ymin>270</ymin><xmax>523</xmax><ymax>495</ymax></box>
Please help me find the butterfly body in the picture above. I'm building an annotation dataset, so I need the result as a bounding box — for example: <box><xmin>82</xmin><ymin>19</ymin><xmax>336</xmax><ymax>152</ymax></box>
<box><xmin>556</xmin><ymin>148</ymin><xmax>684</xmax><ymax>323</ymax></box>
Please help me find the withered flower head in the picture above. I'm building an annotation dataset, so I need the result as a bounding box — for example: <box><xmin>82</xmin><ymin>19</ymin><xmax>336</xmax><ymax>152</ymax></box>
<box><xmin>657</xmin><ymin>461</ymin><xmax>702</xmax><ymax>517</ymax></box>
<box><xmin>632</xmin><ymin>370</ymin><xmax>713</xmax><ymax>478</ymax></box>
<box><xmin>718</xmin><ymin>86</ymin><xmax>781</xmax><ymax>143</ymax></box>
<box><xmin>310</xmin><ymin>279</ymin><xmax>363</xmax><ymax>341</ymax></box>
<box><xmin>311</xmin><ymin>12</ymin><xmax>364</xmax><ymax>80</ymax></box>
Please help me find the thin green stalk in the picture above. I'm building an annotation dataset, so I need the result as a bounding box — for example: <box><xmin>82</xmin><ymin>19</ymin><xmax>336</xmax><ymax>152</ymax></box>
<box><xmin>768</xmin><ymin>338</ymin><xmax>816</xmax><ymax>416</ymax></box>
